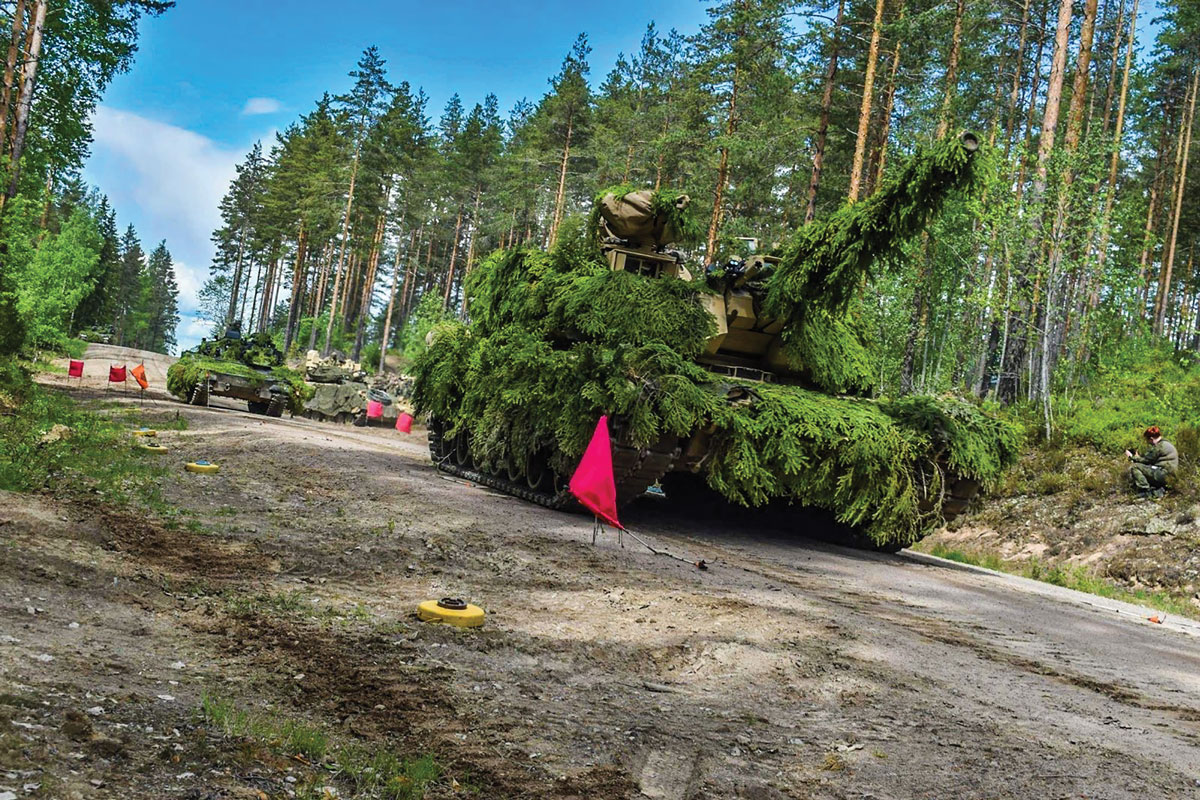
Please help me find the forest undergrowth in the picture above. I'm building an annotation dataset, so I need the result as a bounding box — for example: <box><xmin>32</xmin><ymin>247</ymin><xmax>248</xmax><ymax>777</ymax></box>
<box><xmin>0</xmin><ymin>355</ymin><xmax>175</xmax><ymax>504</ymax></box>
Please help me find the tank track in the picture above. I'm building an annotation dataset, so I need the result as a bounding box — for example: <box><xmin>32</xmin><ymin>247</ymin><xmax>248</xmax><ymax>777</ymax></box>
<box><xmin>427</xmin><ymin>417</ymin><xmax>680</xmax><ymax>512</ymax></box>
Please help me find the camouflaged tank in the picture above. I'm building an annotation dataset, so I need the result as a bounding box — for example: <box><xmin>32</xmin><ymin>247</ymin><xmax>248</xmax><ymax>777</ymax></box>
<box><xmin>301</xmin><ymin>351</ymin><xmax>412</xmax><ymax>425</ymax></box>
<box><xmin>414</xmin><ymin>134</ymin><xmax>1021</xmax><ymax>550</ymax></box>
<box><xmin>166</xmin><ymin>323</ymin><xmax>304</xmax><ymax>417</ymax></box>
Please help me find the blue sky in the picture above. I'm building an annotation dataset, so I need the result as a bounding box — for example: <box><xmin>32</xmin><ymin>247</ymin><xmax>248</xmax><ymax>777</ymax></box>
<box><xmin>82</xmin><ymin>0</ymin><xmax>712</xmax><ymax>352</ymax></box>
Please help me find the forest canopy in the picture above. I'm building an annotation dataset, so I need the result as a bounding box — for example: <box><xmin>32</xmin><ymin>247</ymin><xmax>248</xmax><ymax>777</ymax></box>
<box><xmin>196</xmin><ymin>0</ymin><xmax>1200</xmax><ymax>448</ymax></box>
<box><xmin>0</xmin><ymin>0</ymin><xmax>180</xmax><ymax>356</ymax></box>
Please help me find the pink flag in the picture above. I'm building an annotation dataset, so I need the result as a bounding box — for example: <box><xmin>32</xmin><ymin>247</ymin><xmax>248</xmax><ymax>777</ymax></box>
<box><xmin>68</xmin><ymin>360</ymin><xmax>84</xmax><ymax>378</ymax></box>
<box><xmin>396</xmin><ymin>412</ymin><xmax>414</xmax><ymax>433</ymax></box>
<box><xmin>569</xmin><ymin>415</ymin><xmax>623</xmax><ymax>530</ymax></box>
<box><xmin>366</xmin><ymin>399</ymin><xmax>383</xmax><ymax>419</ymax></box>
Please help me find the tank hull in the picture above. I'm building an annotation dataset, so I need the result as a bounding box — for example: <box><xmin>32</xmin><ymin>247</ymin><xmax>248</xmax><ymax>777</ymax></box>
<box><xmin>188</xmin><ymin>369</ymin><xmax>287</xmax><ymax>417</ymax></box>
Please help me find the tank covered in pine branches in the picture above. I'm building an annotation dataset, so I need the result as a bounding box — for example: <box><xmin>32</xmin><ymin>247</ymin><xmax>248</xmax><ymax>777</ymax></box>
<box><xmin>167</xmin><ymin>322</ymin><xmax>310</xmax><ymax>417</ymax></box>
<box><xmin>413</xmin><ymin>133</ymin><xmax>1021</xmax><ymax>550</ymax></box>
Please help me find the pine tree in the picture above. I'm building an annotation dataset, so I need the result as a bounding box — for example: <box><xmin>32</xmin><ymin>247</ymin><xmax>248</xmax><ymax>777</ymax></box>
<box><xmin>541</xmin><ymin>34</ymin><xmax>591</xmax><ymax>248</ymax></box>
<box><xmin>143</xmin><ymin>241</ymin><xmax>179</xmax><ymax>354</ymax></box>
<box><xmin>114</xmin><ymin>224</ymin><xmax>145</xmax><ymax>346</ymax></box>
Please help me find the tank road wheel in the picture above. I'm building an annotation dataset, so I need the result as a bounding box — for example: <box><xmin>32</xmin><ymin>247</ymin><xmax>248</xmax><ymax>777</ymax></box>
<box><xmin>505</xmin><ymin>457</ymin><xmax>522</xmax><ymax>483</ymax></box>
<box><xmin>266</xmin><ymin>394</ymin><xmax>286</xmax><ymax>418</ymax></box>
<box><xmin>940</xmin><ymin>477</ymin><xmax>981</xmax><ymax>524</ymax></box>
<box><xmin>552</xmin><ymin>468</ymin><xmax>569</xmax><ymax>496</ymax></box>
<box><xmin>453</xmin><ymin>431</ymin><xmax>472</xmax><ymax>468</ymax></box>
<box><xmin>247</xmin><ymin>400</ymin><xmax>269</xmax><ymax>415</ymax></box>
<box><xmin>525</xmin><ymin>451</ymin><xmax>549</xmax><ymax>491</ymax></box>
<box><xmin>189</xmin><ymin>381</ymin><xmax>209</xmax><ymax>406</ymax></box>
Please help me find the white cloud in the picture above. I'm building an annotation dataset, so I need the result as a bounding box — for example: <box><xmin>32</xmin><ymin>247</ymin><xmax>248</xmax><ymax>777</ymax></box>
<box><xmin>87</xmin><ymin>107</ymin><xmax>246</xmax><ymax>315</ymax></box>
<box><xmin>172</xmin><ymin>258</ymin><xmax>203</xmax><ymax>308</ymax></box>
<box><xmin>181</xmin><ymin>314</ymin><xmax>215</xmax><ymax>341</ymax></box>
<box><xmin>176</xmin><ymin>312</ymin><xmax>216</xmax><ymax>355</ymax></box>
<box><xmin>242</xmin><ymin>97</ymin><xmax>282</xmax><ymax>116</ymax></box>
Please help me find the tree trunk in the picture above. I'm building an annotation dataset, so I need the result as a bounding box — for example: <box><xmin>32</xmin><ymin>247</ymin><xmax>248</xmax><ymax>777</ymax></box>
<box><xmin>1091</xmin><ymin>0</ymin><xmax>1138</xmax><ymax>280</ymax></box>
<box><xmin>1014</xmin><ymin>0</ymin><xmax>1051</xmax><ymax>195</ymax></box>
<box><xmin>998</xmin><ymin>0</ymin><xmax>1074</xmax><ymax>406</ymax></box>
<box><xmin>353</xmin><ymin>202</ymin><xmax>389</xmax><ymax>361</ymax></box>
<box><xmin>1098</xmin><ymin>0</ymin><xmax>1127</xmax><ymax>138</ymax></box>
<box><xmin>225</xmin><ymin>225</ymin><xmax>248</xmax><ymax>327</ymax></box>
<box><xmin>1064</xmin><ymin>0</ymin><xmax>1099</xmax><ymax>154</ymax></box>
<box><xmin>247</xmin><ymin>259</ymin><xmax>264</xmax><ymax>331</ymax></box>
<box><xmin>1033</xmin><ymin>0</ymin><xmax>1075</xmax><ymax>198</ymax></box>
<box><xmin>1003</xmin><ymin>0</ymin><xmax>1034</xmax><ymax>156</ymax></box>
<box><xmin>258</xmin><ymin>258</ymin><xmax>276</xmax><ymax>332</ymax></box>
<box><xmin>306</xmin><ymin>244</ymin><xmax>333</xmax><ymax>351</ymax></box>
<box><xmin>1038</xmin><ymin>0</ymin><xmax>1098</xmax><ymax>399</ymax></box>
<box><xmin>461</xmin><ymin>185</ymin><xmax>484</xmax><ymax>319</ymax></box>
<box><xmin>442</xmin><ymin>209</ymin><xmax>465</xmax><ymax>310</ymax></box>
<box><xmin>399</xmin><ymin>227</ymin><xmax>421</xmax><ymax>322</ymax></box>
<box><xmin>283</xmin><ymin>222</ymin><xmax>309</xmax><ymax>354</ymax></box>
<box><xmin>5</xmin><ymin>0</ymin><xmax>45</xmax><ymax>198</ymax></box>
<box><xmin>322</xmin><ymin>218</ymin><xmax>356</xmax><ymax>355</ymax></box>
<box><xmin>935</xmin><ymin>0</ymin><xmax>966</xmax><ymax>140</ymax></box>
<box><xmin>898</xmin><ymin>280</ymin><xmax>927</xmax><ymax>394</ymax></box>
<box><xmin>344</xmin><ymin>251</ymin><xmax>362</xmax><ymax>326</ymax></box>
<box><xmin>706</xmin><ymin>65</ymin><xmax>739</xmax><ymax>255</ymax></box>
<box><xmin>380</xmin><ymin>228</ymin><xmax>418</xmax><ymax>373</ymax></box>
<box><xmin>1138</xmin><ymin>117</ymin><xmax>1170</xmax><ymax>301</ymax></box>
<box><xmin>0</xmin><ymin>0</ymin><xmax>26</xmax><ymax>151</ymax></box>
<box><xmin>323</xmin><ymin>143</ymin><xmax>361</xmax><ymax>355</ymax></box>
<box><xmin>547</xmin><ymin>114</ymin><xmax>574</xmax><ymax>247</ymax></box>
<box><xmin>804</xmin><ymin>0</ymin><xmax>845</xmax><ymax>224</ymax></box>
<box><xmin>847</xmin><ymin>0</ymin><xmax>886</xmax><ymax>203</ymax></box>
<box><xmin>871</xmin><ymin>1</ymin><xmax>905</xmax><ymax>187</ymax></box>
<box><xmin>1154</xmin><ymin>70</ymin><xmax>1199</xmax><ymax>336</ymax></box>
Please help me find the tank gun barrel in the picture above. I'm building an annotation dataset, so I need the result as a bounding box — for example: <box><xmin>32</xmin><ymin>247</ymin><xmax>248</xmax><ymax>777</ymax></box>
<box><xmin>766</xmin><ymin>132</ymin><xmax>982</xmax><ymax>322</ymax></box>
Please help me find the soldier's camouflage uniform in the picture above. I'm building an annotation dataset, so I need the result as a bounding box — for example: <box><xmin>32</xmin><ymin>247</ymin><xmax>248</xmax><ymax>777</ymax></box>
<box><xmin>1130</xmin><ymin>440</ymin><xmax>1178</xmax><ymax>491</ymax></box>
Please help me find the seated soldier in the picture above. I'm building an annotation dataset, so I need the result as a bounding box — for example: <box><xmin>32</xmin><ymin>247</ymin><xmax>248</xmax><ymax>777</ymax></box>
<box><xmin>1125</xmin><ymin>426</ymin><xmax>1178</xmax><ymax>499</ymax></box>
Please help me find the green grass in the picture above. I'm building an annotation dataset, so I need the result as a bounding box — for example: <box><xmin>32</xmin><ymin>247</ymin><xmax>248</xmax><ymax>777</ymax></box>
<box><xmin>198</xmin><ymin>694</ymin><xmax>445</xmax><ymax>799</ymax></box>
<box><xmin>223</xmin><ymin>589</ymin><xmax>310</xmax><ymax>618</ymax></box>
<box><xmin>218</xmin><ymin>589</ymin><xmax>379</xmax><ymax>628</ymax></box>
<box><xmin>0</xmin><ymin>358</ymin><xmax>168</xmax><ymax>503</ymax></box>
<box><xmin>922</xmin><ymin>543</ymin><xmax>1199</xmax><ymax>620</ymax></box>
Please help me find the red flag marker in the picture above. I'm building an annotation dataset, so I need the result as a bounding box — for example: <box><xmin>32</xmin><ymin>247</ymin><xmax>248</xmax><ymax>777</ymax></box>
<box><xmin>68</xmin><ymin>360</ymin><xmax>84</xmax><ymax>378</ymax></box>
<box><xmin>108</xmin><ymin>365</ymin><xmax>126</xmax><ymax>383</ymax></box>
<box><xmin>569</xmin><ymin>415</ymin><xmax>623</xmax><ymax>530</ymax></box>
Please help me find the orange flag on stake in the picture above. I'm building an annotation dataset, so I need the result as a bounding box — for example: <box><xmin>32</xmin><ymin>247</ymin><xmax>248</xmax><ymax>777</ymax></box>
<box><xmin>130</xmin><ymin>363</ymin><xmax>149</xmax><ymax>390</ymax></box>
<box><xmin>569</xmin><ymin>415</ymin><xmax>623</xmax><ymax>530</ymax></box>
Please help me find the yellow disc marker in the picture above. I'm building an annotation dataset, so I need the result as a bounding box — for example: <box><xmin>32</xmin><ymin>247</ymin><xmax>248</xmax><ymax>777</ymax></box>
<box><xmin>131</xmin><ymin>428</ymin><xmax>157</xmax><ymax>437</ymax></box>
<box><xmin>139</xmin><ymin>442</ymin><xmax>169</xmax><ymax>454</ymax></box>
<box><xmin>185</xmin><ymin>460</ymin><xmax>220</xmax><ymax>474</ymax></box>
<box><xmin>417</xmin><ymin>598</ymin><xmax>485</xmax><ymax>628</ymax></box>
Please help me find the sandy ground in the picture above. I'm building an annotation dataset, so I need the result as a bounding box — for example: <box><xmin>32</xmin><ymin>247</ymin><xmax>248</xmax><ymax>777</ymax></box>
<box><xmin>3</xmin><ymin>347</ymin><xmax>1200</xmax><ymax>799</ymax></box>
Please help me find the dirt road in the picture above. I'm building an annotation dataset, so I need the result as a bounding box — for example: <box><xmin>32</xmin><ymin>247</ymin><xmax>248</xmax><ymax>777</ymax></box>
<box><xmin>5</xmin><ymin>354</ymin><xmax>1200</xmax><ymax>799</ymax></box>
